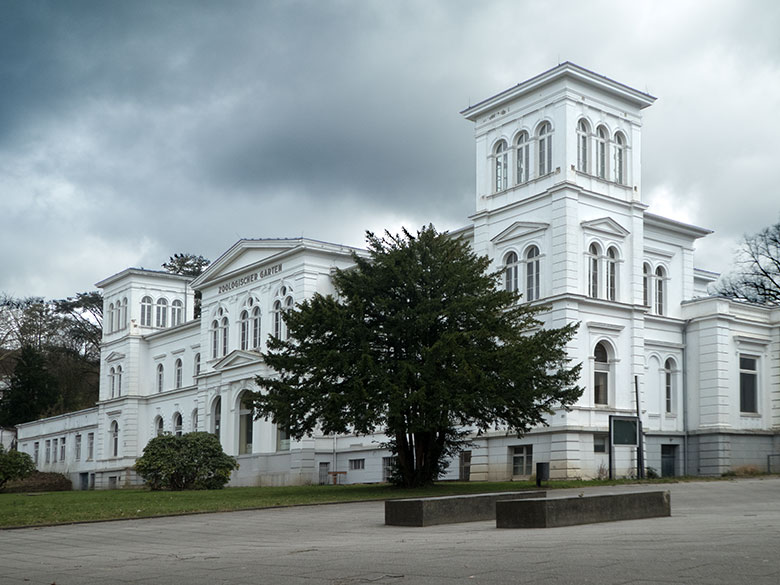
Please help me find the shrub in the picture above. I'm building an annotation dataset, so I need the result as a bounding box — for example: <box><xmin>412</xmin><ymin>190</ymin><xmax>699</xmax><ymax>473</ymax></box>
<box><xmin>3</xmin><ymin>471</ymin><xmax>72</xmax><ymax>493</ymax></box>
<box><xmin>646</xmin><ymin>467</ymin><xmax>659</xmax><ymax>479</ymax></box>
<box><xmin>134</xmin><ymin>432</ymin><xmax>238</xmax><ymax>490</ymax></box>
<box><xmin>0</xmin><ymin>445</ymin><xmax>36</xmax><ymax>490</ymax></box>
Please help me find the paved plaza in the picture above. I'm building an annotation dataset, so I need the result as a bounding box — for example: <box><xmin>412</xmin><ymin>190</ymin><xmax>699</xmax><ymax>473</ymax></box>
<box><xmin>2</xmin><ymin>478</ymin><xmax>779</xmax><ymax>585</ymax></box>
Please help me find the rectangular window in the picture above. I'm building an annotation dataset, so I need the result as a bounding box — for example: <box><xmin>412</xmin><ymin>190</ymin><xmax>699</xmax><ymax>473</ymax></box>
<box><xmin>33</xmin><ymin>442</ymin><xmax>39</xmax><ymax>465</ymax></box>
<box><xmin>75</xmin><ymin>434</ymin><xmax>82</xmax><ymax>461</ymax></box>
<box><xmin>108</xmin><ymin>476</ymin><xmax>118</xmax><ymax>489</ymax></box>
<box><xmin>739</xmin><ymin>355</ymin><xmax>758</xmax><ymax>413</ymax></box>
<box><xmin>60</xmin><ymin>436</ymin><xmax>66</xmax><ymax>461</ymax></box>
<box><xmin>459</xmin><ymin>450</ymin><xmax>472</xmax><ymax>481</ymax></box>
<box><xmin>52</xmin><ymin>438</ymin><xmax>58</xmax><ymax>462</ymax></box>
<box><xmin>594</xmin><ymin>371</ymin><xmax>608</xmax><ymax>405</ymax></box>
<box><xmin>593</xmin><ymin>434</ymin><xmax>608</xmax><ymax>453</ymax></box>
<box><xmin>349</xmin><ymin>458</ymin><xmax>365</xmax><ymax>471</ymax></box>
<box><xmin>45</xmin><ymin>440</ymin><xmax>51</xmax><ymax>464</ymax></box>
<box><xmin>276</xmin><ymin>427</ymin><xmax>290</xmax><ymax>451</ymax></box>
<box><xmin>87</xmin><ymin>432</ymin><xmax>95</xmax><ymax>460</ymax></box>
<box><xmin>382</xmin><ymin>456</ymin><xmax>395</xmax><ymax>482</ymax></box>
<box><xmin>512</xmin><ymin>445</ymin><xmax>533</xmax><ymax>476</ymax></box>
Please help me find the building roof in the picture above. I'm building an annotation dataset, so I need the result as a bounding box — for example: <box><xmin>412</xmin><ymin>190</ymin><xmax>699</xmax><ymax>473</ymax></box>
<box><xmin>95</xmin><ymin>267</ymin><xmax>192</xmax><ymax>289</ymax></box>
<box><xmin>460</xmin><ymin>61</ymin><xmax>657</xmax><ymax>121</ymax></box>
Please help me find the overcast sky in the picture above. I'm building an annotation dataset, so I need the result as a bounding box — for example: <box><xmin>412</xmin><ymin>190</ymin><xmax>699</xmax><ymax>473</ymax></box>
<box><xmin>2</xmin><ymin>0</ymin><xmax>779</xmax><ymax>300</ymax></box>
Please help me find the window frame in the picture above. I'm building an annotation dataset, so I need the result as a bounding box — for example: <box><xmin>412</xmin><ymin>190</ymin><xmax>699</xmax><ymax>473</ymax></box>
<box><xmin>537</xmin><ymin>121</ymin><xmax>553</xmax><ymax>177</ymax></box>
<box><xmin>593</xmin><ymin>342</ymin><xmax>611</xmax><ymax>406</ymax></box>
<box><xmin>525</xmin><ymin>245</ymin><xmax>540</xmax><ymax>301</ymax></box>
<box><xmin>576</xmin><ymin>119</ymin><xmax>589</xmax><ymax>173</ymax></box>
<box><xmin>494</xmin><ymin>140</ymin><xmax>508</xmax><ymax>192</ymax></box>
<box><xmin>511</xmin><ymin>445</ymin><xmax>533</xmax><ymax>477</ymax></box>
<box><xmin>739</xmin><ymin>355</ymin><xmax>759</xmax><ymax>414</ymax></box>
<box><xmin>140</xmin><ymin>296</ymin><xmax>153</xmax><ymax>327</ymax></box>
<box><xmin>155</xmin><ymin>298</ymin><xmax>168</xmax><ymax>328</ymax></box>
<box><xmin>515</xmin><ymin>131</ymin><xmax>530</xmax><ymax>184</ymax></box>
<box><xmin>504</xmin><ymin>251</ymin><xmax>519</xmax><ymax>294</ymax></box>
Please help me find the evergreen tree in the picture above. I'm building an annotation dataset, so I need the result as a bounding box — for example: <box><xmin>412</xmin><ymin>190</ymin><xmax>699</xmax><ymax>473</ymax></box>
<box><xmin>0</xmin><ymin>345</ymin><xmax>59</xmax><ymax>426</ymax></box>
<box><xmin>255</xmin><ymin>226</ymin><xmax>582</xmax><ymax>487</ymax></box>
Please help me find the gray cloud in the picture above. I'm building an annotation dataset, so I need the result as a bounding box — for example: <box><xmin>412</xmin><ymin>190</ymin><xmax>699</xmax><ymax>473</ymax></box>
<box><xmin>2</xmin><ymin>0</ymin><xmax>780</xmax><ymax>298</ymax></box>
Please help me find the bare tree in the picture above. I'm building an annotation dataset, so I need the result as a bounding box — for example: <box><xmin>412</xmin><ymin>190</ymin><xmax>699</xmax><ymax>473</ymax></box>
<box><xmin>716</xmin><ymin>221</ymin><xmax>780</xmax><ymax>306</ymax></box>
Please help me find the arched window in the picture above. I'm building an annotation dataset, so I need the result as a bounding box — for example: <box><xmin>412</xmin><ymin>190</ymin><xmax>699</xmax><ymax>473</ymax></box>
<box><xmin>109</xmin><ymin>367</ymin><xmax>116</xmax><ymax>398</ymax></box>
<box><xmin>239</xmin><ymin>310</ymin><xmax>249</xmax><ymax>351</ymax></box>
<box><xmin>156</xmin><ymin>364</ymin><xmax>164</xmax><ymax>393</ymax></box>
<box><xmin>140</xmin><ymin>296</ymin><xmax>153</xmax><ymax>327</ymax></box>
<box><xmin>594</xmin><ymin>342</ymin><xmax>610</xmax><ymax>406</ymax></box>
<box><xmin>191</xmin><ymin>408</ymin><xmax>199</xmax><ymax>432</ymax></box>
<box><xmin>664</xmin><ymin>358</ymin><xmax>675</xmax><ymax>414</ymax></box>
<box><xmin>252</xmin><ymin>306</ymin><xmax>261</xmax><ymax>349</ymax></box>
<box><xmin>194</xmin><ymin>353</ymin><xmax>201</xmax><ymax>376</ymax></box>
<box><xmin>174</xmin><ymin>358</ymin><xmax>182</xmax><ymax>389</ymax></box>
<box><xmin>273</xmin><ymin>300</ymin><xmax>283</xmax><ymax>339</ymax></box>
<box><xmin>504</xmin><ymin>251</ymin><xmax>519</xmax><ymax>293</ymax></box>
<box><xmin>211</xmin><ymin>320</ymin><xmax>219</xmax><ymax>359</ymax></box>
<box><xmin>284</xmin><ymin>297</ymin><xmax>294</xmax><ymax>340</ymax></box>
<box><xmin>525</xmin><ymin>246</ymin><xmax>540</xmax><ymax>301</ymax></box>
<box><xmin>114</xmin><ymin>302</ymin><xmax>121</xmax><ymax>331</ymax></box>
<box><xmin>606</xmin><ymin>247</ymin><xmax>618</xmax><ymax>302</ymax></box>
<box><xmin>116</xmin><ymin>366</ymin><xmax>122</xmax><ymax>397</ymax></box>
<box><xmin>516</xmin><ymin>132</ymin><xmax>529</xmax><ymax>184</ymax></box>
<box><xmin>596</xmin><ymin>126</ymin><xmax>608</xmax><ymax>179</ymax></box>
<box><xmin>110</xmin><ymin>420</ymin><xmax>119</xmax><ymax>457</ymax></box>
<box><xmin>108</xmin><ymin>303</ymin><xmax>114</xmax><ymax>333</ymax></box>
<box><xmin>212</xmin><ymin>396</ymin><xmax>222</xmax><ymax>439</ymax></box>
<box><xmin>155</xmin><ymin>416</ymin><xmax>164</xmax><ymax>437</ymax></box>
<box><xmin>537</xmin><ymin>121</ymin><xmax>553</xmax><ymax>176</ymax></box>
<box><xmin>655</xmin><ymin>266</ymin><xmax>666</xmax><ymax>315</ymax></box>
<box><xmin>576</xmin><ymin>119</ymin><xmax>589</xmax><ymax>172</ymax></box>
<box><xmin>614</xmin><ymin>132</ymin><xmax>626</xmax><ymax>184</ymax></box>
<box><xmin>494</xmin><ymin>140</ymin><xmax>508</xmax><ymax>192</ymax></box>
<box><xmin>173</xmin><ymin>412</ymin><xmax>183</xmax><ymax>437</ymax></box>
<box><xmin>171</xmin><ymin>300</ymin><xmax>183</xmax><ymax>327</ymax></box>
<box><xmin>121</xmin><ymin>298</ymin><xmax>128</xmax><ymax>329</ymax></box>
<box><xmin>156</xmin><ymin>298</ymin><xmax>168</xmax><ymax>328</ymax></box>
<box><xmin>588</xmin><ymin>243</ymin><xmax>600</xmax><ymax>298</ymax></box>
<box><xmin>643</xmin><ymin>263</ymin><xmax>652</xmax><ymax>307</ymax></box>
<box><xmin>221</xmin><ymin>316</ymin><xmax>229</xmax><ymax>356</ymax></box>
<box><xmin>238</xmin><ymin>391</ymin><xmax>254</xmax><ymax>455</ymax></box>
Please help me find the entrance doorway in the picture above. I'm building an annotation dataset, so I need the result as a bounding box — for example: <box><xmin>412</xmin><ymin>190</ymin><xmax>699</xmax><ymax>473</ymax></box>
<box><xmin>319</xmin><ymin>462</ymin><xmax>330</xmax><ymax>485</ymax></box>
<box><xmin>661</xmin><ymin>445</ymin><xmax>677</xmax><ymax>477</ymax></box>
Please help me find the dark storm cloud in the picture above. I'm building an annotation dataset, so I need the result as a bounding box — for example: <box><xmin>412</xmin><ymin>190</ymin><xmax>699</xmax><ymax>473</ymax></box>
<box><xmin>2</xmin><ymin>0</ymin><xmax>780</xmax><ymax>298</ymax></box>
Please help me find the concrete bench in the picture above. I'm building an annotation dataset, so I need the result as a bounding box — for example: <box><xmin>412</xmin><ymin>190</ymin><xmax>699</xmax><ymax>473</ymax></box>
<box><xmin>496</xmin><ymin>490</ymin><xmax>671</xmax><ymax>528</ymax></box>
<box><xmin>385</xmin><ymin>490</ymin><xmax>546</xmax><ymax>527</ymax></box>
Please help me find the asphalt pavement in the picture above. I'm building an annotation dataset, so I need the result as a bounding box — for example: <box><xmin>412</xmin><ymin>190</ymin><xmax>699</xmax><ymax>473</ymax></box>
<box><xmin>2</xmin><ymin>477</ymin><xmax>779</xmax><ymax>585</ymax></box>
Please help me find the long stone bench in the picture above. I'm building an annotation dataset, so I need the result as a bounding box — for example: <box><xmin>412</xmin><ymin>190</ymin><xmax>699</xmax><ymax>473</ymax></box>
<box><xmin>385</xmin><ymin>490</ymin><xmax>546</xmax><ymax>527</ymax></box>
<box><xmin>495</xmin><ymin>490</ymin><xmax>671</xmax><ymax>528</ymax></box>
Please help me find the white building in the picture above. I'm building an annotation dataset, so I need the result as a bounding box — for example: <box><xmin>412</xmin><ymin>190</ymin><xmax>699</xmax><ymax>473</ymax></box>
<box><xmin>16</xmin><ymin>63</ymin><xmax>780</xmax><ymax>488</ymax></box>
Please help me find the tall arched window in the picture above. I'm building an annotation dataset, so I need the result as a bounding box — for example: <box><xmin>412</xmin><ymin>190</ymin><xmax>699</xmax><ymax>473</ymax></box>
<box><xmin>194</xmin><ymin>353</ymin><xmax>201</xmax><ymax>376</ymax></box>
<box><xmin>173</xmin><ymin>412</ymin><xmax>183</xmax><ymax>437</ymax></box>
<box><xmin>108</xmin><ymin>303</ymin><xmax>115</xmax><ymax>333</ymax></box>
<box><xmin>239</xmin><ymin>310</ymin><xmax>250</xmax><ymax>350</ymax></box>
<box><xmin>588</xmin><ymin>243</ymin><xmax>600</xmax><ymax>298</ymax></box>
<box><xmin>655</xmin><ymin>266</ymin><xmax>666</xmax><ymax>315</ymax></box>
<box><xmin>614</xmin><ymin>132</ymin><xmax>626</xmax><ymax>184</ymax></box>
<box><xmin>525</xmin><ymin>246</ymin><xmax>540</xmax><ymax>301</ymax></box>
<box><xmin>516</xmin><ymin>132</ymin><xmax>529</xmax><ymax>184</ymax></box>
<box><xmin>211</xmin><ymin>320</ymin><xmax>219</xmax><ymax>359</ymax></box>
<box><xmin>504</xmin><ymin>251</ymin><xmax>519</xmax><ymax>293</ymax></box>
<box><xmin>576</xmin><ymin>119</ymin><xmax>589</xmax><ymax>172</ymax></box>
<box><xmin>171</xmin><ymin>300</ymin><xmax>183</xmax><ymax>327</ymax></box>
<box><xmin>191</xmin><ymin>408</ymin><xmax>199</xmax><ymax>432</ymax></box>
<box><xmin>116</xmin><ymin>365</ymin><xmax>122</xmax><ymax>397</ymax></box>
<box><xmin>596</xmin><ymin>126</ymin><xmax>608</xmax><ymax>179</ymax></box>
<box><xmin>155</xmin><ymin>416</ymin><xmax>164</xmax><ymax>436</ymax></box>
<box><xmin>110</xmin><ymin>420</ymin><xmax>119</xmax><ymax>457</ymax></box>
<box><xmin>109</xmin><ymin>367</ymin><xmax>116</xmax><ymax>398</ymax></box>
<box><xmin>156</xmin><ymin>298</ymin><xmax>168</xmax><ymax>328</ymax></box>
<box><xmin>606</xmin><ymin>247</ymin><xmax>618</xmax><ymax>301</ymax></box>
<box><xmin>537</xmin><ymin>121</ymin><xmax>553</xmax><ymax>176</ymax></box>
<box><xmin>643</xmin><ymin>263</ymin><xmax>652</xmax><ymax>307</ymax></box>
<box><xmin>594</xmin><ymin>342</ymin><xmax>610</xmax><ymax>406</ymax></box>
<box><xmin>238</xmin><ymin>391</ymin><xmax>254</xmax><ymax>455</ymax></box>
<box><xmin>664</xmin><ymin>358</ymin><xmax>675</xmax><ymax>414</ymax></box>
<box><xmin>212</xmin><ymin>396</ymin><xmax>222</xmax><ymax>438</ymax></box>
<box><xmin>284</xmin><ymin>297</ymin><xmax>294</xmax><ymax>340</ymax></box>
<box><xmin>174</xmin><ymin>358</ymin><xmax>183</xmax><ymax>389</ymax></box>
<box><xmin>273</xmin><ymin>300</ymin><xmax>283</xmax><ymax>339</ymax></box>
<box><xmin>156</xmin><ymin>364</ymin><xmax>164</xmax><ymax>393</ymax></box>
<box><xmin>221</xmin><ymin>316</ymin><xmax>229</xmax><ymax>356</ymax></box>
<box><xmin>494</xmin><ymin>140</ymin><xmax>508</xmax><ymax>192</ymax></box>
<box><xmin>121</xmin><ymin>298</ymin><xmax>128</xmax><ymax>329</ymax></box>
<box><xmin>251</xmin><ymin>307</ymin><xmax>261</xmax><ymax>349</ymax></box>
<box><xmin>140</xmin><ymin>296</ymin><xmax>153</xmax><ymax>327</ymax></box>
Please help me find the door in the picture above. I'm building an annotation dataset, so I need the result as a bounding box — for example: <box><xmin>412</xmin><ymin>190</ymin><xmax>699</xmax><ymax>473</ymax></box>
<box><xmin>319</xmin><ymin>462</ymin><xmax>330</xmax><ymax>485</ymax></box>
<box><xmin>661</xmin><ymin>445</ymin><xmax>677</xmax><ymax>477</ymax></box>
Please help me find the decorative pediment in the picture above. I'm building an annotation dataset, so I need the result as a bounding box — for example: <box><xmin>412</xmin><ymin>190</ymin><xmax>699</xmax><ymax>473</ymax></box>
<box><xmin>581</xmin><ymin>217</ymin><xmax>630</xmax><ymax>238</ymax></box>
<box><xmin>104</xmin><ymin>351</ymin><xmax>126</xmax><ymax>363</ymax></box>
<box><xmin>491</xmin><ymin>221</ymin><xmax>549</xmax><ymax>244</ymax></box>
<box><xmin>212</xmin><ymin>349</ymin><xmax>263</xmax><ymax>371</ymax></box>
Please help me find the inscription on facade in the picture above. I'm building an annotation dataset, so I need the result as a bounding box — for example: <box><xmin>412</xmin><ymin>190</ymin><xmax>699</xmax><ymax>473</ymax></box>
<box><xmin>218</xmin><ymin>264</ymin><xmax>282</xmax><ymax>294</ymax></box>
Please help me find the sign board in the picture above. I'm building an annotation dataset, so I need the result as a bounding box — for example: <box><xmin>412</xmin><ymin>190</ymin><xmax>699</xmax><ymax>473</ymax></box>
<box><xmin>610</xmin><ymin>416</ymin><xmax>638</xmax><ymax>446</ymax></box>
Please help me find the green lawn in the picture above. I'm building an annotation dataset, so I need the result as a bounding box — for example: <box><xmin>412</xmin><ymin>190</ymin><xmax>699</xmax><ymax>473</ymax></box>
<box><xmin>0</xmin><ymin>477</ymin><xmax>691</xmax><ymax>528</ymax></box>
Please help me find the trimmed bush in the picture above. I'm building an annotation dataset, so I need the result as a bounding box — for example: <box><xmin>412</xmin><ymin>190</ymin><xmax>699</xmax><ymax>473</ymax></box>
<box><xmin>3</xmin><ymin>471</ymin><xmax>72</xmax><ymax>493</ymax></box>
<box><xmin>0</xmin><ymin>445</ymin><xmax>36</xmax><ymax>490</ymax></box>
<box><xmin>134</xmin><ymin>432</ymin><xmax>238</xmax><ymax>490</ymax></box>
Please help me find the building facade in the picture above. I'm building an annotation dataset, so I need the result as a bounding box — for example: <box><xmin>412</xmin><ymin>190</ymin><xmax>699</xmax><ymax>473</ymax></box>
<box><xmin>16</xmin><ymin>63</ymin><xmax>780</xmax><ymax>488</ymax></box>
